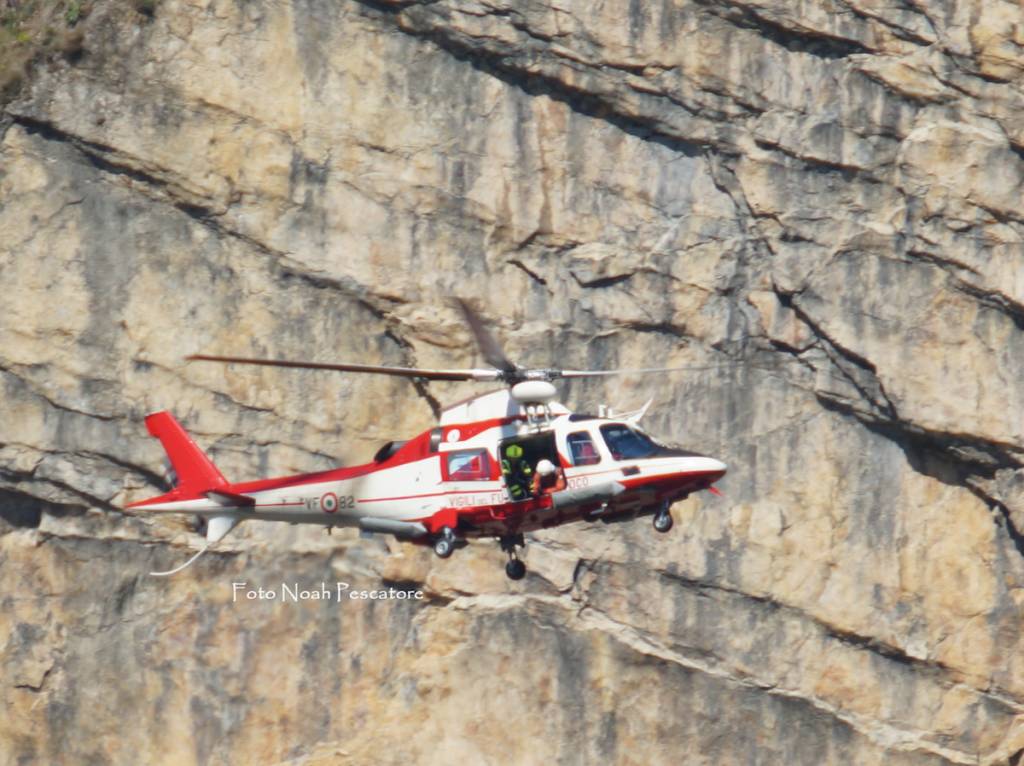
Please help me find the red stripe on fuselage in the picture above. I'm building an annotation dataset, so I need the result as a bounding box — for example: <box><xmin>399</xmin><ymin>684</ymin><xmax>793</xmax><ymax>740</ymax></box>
<box><xmin>617</xmin><ymin>470</ymin><xmax>725</xmax><ymax>496</ymax></box>
<box><xmin>416</xmin><ymin>469</ymin><xmax>724</xmax><ymax>533</ymax></box>
<box><xmin>228</xmin><ymin>429</ymin><xmax>441</xmax><ymax>494</ymax></box>
<box><xmin>441</xmin><ymin>416</ymin><xmax>525</xmax><ymax>443</ymax></box>
<box><xmin>357</xmin><ymin>487</ymin><xmax>502</xmax><ymax>504</ymax></box>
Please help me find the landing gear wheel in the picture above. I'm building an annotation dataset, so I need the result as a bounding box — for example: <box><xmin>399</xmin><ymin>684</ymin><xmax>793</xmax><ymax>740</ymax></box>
<box><xmin>499</xmin><ymin>534</ymin><xmax>527</xmax><ymax>580</ymax></box>
<box><xmin>505</xmin><ymin>558</ymin><xmax>527</xmax><ymax>580</ymax></box>
<box><xmin>653</xmin><ymin>508</ymin><xmax>674</xmax><ymax>533</ymax></box>
<box><xmin>433</xmin><ymin>527</ymin><xmax>456</xmax><ymax>558</ymax></box>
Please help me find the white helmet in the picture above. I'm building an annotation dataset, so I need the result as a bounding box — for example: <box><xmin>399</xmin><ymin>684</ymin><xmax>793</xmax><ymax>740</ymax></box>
<box><xmin>535</xmin><ymin>459</ymin><xmax>557</xmax><ymax>476</ymax></box>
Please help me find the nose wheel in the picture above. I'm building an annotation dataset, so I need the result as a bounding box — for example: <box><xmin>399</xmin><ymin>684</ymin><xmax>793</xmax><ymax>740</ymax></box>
<box><xmin>653</xmin><ymin>505</ymin><xmax>674</xmax><ymax>533</ymax></box>
<box><xmin>500</xmin><ymin>534</ymin><xmax>527</xmax><ymax>580</ymax></box>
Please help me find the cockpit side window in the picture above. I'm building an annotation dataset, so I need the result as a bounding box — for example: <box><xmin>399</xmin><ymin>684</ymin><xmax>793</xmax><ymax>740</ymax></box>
<box><xmin>599</xmin><ymin>423</ymin><xmax>659</xmax><ymax>460</ymax></box>
<box><xmin>567</xmin><ymin>431</ymin><xmax>601</xmax><ymax>466</ymax></box>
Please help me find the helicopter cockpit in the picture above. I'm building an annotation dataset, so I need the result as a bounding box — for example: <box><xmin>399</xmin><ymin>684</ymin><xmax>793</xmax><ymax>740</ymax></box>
<box><xmin>599</xmin><ymin>423</ymin><xmax>663</xmax><ymax>460</ymax></box>
<box><xmin>564</xmin><ymin>419</ymin><xmax>708</xmax><ymax>465</ymax></box>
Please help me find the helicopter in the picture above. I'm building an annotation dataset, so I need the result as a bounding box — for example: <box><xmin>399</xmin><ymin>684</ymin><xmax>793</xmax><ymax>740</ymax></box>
<box><xmin>127</xmin><ymin>301</ymin><xmax>727</xmax><ymax>579</ymax></box>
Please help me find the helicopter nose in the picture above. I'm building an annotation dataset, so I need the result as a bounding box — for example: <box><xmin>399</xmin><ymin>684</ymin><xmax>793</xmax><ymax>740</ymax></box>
<box><xmin>670</xmin><ymin>455</ymin><xmax>726</xmax><ymax>481</ymax></box>
<box><xmin>705</xmin><ymin>457</ymin><xmax>727</xmax><ymax>476</ymax></box>
<box><xmin>692</xmin><ymin>456</ymin><xmax>726</xmax><ymax>493</ymax></box>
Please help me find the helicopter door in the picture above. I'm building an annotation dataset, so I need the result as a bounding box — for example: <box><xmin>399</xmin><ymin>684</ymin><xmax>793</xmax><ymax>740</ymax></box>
<box><xmin>498</xmin><ymin>433</ymin><xmax>564</xmax><ymax>501</ymax></box>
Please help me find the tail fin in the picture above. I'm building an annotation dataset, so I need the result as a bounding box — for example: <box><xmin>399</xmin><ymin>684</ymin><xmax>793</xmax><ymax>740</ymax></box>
<box><xmin>141</xmin><ymin>412</ymin><xmax>227</xmax><ymax>497</ymax></box>
<box><xmin>131</xmin><ymin>412</ymin><xmax>242</xmax><ymax>575</ymax></box>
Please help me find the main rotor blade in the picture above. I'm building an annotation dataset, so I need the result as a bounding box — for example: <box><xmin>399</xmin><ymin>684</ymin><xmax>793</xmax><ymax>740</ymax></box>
<box><xmin>187</xmin><ymin>354</ymin><xmax>500</xmax><ymax>382</ymax></box>
<box><xmin>557</xmin><ymin>364</ymin><xmax>734</xmax><ymax>378</ymax></box>
<box><xmin>455</xmin><ymin>298</ymin><xmax>517</xmax><ymax>374</ymax></box>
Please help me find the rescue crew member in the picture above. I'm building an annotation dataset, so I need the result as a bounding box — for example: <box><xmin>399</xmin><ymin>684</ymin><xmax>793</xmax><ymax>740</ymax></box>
<box><xmin>533</xmin><ymin>459</ymin><xmax>559</xmax><ymax>494</ymax></box>
<box><xmin>502</xmin><ymin>444</ymin><xmax>533</xmax><ymax>500</ymax></box>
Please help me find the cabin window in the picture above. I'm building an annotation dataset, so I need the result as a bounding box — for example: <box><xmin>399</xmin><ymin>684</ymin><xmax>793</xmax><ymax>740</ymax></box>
<box><xmin>600</xmin><ymin>423</ymin><xmax>660</xmax><ymax>460</ymax></box>
<box><xmin>445</xmin><ymin>449</ymin><xmax>492</xmax><ymax>481</ymax></box>
<box><xmin>567</xmin><ymin>431</ymin><xmax>601</xmax><ymax>466</ymax></box>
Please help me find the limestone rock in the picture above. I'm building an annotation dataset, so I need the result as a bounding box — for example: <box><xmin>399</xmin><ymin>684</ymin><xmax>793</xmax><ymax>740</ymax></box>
<box><xmin>3</xmin><ymin>0</ymin><xmax>1024</xmax><ymax>764</ymax></box>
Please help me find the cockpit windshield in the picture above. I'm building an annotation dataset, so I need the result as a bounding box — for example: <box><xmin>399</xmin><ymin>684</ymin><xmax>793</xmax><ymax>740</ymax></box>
<box><xmin>599</xmin><ymin>423</ymin><xmax>661</xmax><ymax>460</ymax></box>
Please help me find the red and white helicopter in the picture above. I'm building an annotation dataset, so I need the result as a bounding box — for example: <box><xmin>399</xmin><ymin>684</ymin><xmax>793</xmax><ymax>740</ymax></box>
<box><xmin>128</xmin><ymin>301</ymin><xmax>727</xmax><ymax>579</ymax></box>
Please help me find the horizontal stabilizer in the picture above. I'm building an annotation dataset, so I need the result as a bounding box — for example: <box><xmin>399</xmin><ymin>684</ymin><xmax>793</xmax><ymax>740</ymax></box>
<box><xmin>206</xmin><ymin>490</ymin><xmax>255</xmax><ymax>507</ymax></box>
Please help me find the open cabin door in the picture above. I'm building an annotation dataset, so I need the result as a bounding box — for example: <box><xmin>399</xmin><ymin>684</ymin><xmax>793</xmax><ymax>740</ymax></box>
<box><xmin>498</xmin><ymin>431</ymin><xmax>565</xmax><ymax>501</ymax></box>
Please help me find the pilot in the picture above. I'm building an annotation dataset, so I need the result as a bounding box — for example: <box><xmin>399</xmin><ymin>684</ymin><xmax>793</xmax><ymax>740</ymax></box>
<box><xmin>502</xmin><ymin>444</ymin><xmax>533</xmax><ymax>500</ymax></box>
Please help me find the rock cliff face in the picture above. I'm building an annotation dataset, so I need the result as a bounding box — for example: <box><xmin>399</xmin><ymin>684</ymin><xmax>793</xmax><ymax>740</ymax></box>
<box><xmin>3</xmin><ymin>0</ymin><xmax>1024</xmax><ymax>763</ymax></box>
